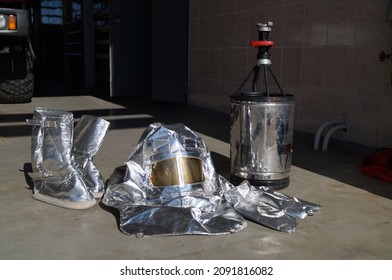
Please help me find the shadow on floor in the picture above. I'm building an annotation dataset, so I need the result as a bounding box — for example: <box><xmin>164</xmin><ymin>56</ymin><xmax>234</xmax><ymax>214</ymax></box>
<box><xmin>291</xmin><ymin>132</ymin><xmax>392</xmax><ymax>199</ymax></box>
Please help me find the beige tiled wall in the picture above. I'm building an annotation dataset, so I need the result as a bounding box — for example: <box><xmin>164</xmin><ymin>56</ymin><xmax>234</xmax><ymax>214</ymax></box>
<box><xmin>188</xmin><ymin>0</ymin><xmax>392</xmax><ymax>148</ymax></box>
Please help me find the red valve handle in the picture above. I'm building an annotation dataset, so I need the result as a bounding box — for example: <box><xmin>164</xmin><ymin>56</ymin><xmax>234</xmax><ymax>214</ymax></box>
<box><xmin>249</xmin><ymin>40</ymin><xmax>274</xmax><ymax>47</ymax></box>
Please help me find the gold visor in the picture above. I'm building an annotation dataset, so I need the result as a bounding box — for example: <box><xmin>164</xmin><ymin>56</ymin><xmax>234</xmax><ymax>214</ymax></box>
<box><xmin>150</xmin><ymin>157</ymin><xmax>205</xmax><ymax>187</ymax></box>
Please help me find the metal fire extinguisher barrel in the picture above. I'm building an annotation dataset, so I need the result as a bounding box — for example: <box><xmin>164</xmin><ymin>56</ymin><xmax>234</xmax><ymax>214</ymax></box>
<box><xmin>229</xmin><ymin>22</ymin><xmax>295</xmax><ymax>190</ymax></box>
<box><xmin>230</xmin><ymin>93</ymin><xmax>294</xmax><ymax>190</ymax></box>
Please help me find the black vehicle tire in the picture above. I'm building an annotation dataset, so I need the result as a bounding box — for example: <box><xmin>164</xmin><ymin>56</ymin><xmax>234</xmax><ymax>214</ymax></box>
<box><xmin>0</xmin><ymin>43</ymin><xmax>34</xmax><ymax>104</ymax></box>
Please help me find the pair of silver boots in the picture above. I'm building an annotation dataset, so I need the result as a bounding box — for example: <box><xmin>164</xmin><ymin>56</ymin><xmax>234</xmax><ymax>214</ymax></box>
<box><xmin>27</xmin><ymin>107</ymin><xmax>110</xmax><ymax>209</ymax></box>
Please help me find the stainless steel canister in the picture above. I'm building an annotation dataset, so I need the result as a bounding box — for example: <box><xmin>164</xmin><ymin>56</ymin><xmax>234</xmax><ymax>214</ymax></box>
<box><xmin>230</xmin><ymin>93</ymin><xmax>294</xmax><ymax>190</ymax></box>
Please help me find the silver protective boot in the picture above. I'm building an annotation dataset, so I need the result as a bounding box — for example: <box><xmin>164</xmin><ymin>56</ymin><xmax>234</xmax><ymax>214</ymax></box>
<box><xmin>72</xmin><ymin>115</ymin><xmax>110</xmax><ymax>199</ymax></box>
<box><xmin>27</xmin><ymin>107</ymin><xmax>96</xmax><ymax>209</ymax></box>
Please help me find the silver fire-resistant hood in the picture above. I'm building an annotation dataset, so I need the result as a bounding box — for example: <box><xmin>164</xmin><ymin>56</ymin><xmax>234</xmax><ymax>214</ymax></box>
<box><xmin>102</xmin><ymin>123</ymin><xmax>320</xmax><ymax>237</ymax></box>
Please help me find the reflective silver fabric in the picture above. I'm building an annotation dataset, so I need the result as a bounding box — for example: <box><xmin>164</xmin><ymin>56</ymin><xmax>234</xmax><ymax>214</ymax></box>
<box><xmin>224</xmin><ymin>180</ymin><xmax>321</xmax><ymax>233</ymax></box>
<box><xmin>102</xmin><ymin>123</ymin><xmax>321</xmax><ymax>236</ymax></box>
<box><xmin>27</xmin><ymin>107</ymin><xmax>96</xmax><ymax>209</ymax></box>
<box><xmin>72</xmin><ymin>115</ymin><xmax>110</xmax><ymax>198</ymax></box>
<box><xmin>102</xmin><ymin>123</ymin><xmax>246</xmax><ymax>236</ymax></box>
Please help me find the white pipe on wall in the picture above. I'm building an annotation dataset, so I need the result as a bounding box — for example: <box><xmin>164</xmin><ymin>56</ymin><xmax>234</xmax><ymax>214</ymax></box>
<box><xmin>322</xmin><ymin>122</ymin><xmax>349</xmax><ymax>152</ymax></box>
<box><xmin>313</xmin><ymin>117</ymin><xmax>340</xmax><ymax>150</ymax></box>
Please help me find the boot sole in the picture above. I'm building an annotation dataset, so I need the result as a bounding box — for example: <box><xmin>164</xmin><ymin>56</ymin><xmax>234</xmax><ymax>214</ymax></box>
<box><xmin>33</xmin><ymin>192</ymin><xmax>96</xmax><ymax>209</ymax></box>
<box><xmin>92</xmin><ymin>191</ymin><xmax>104</xmax><ymax>199</ymax></box>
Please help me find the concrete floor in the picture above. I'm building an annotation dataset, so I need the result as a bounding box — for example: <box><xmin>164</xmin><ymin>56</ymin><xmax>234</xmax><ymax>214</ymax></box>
<box><xmin>1</xmin><ymin>95</ymin><xmax>392</xmax><ymax>260</ymax></box>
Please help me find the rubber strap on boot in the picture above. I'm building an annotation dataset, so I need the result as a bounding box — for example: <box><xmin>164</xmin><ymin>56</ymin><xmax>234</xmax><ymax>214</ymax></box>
<box><xmin>26</xmin><ymin>119</ymin><xmax>62</xmax><ymax>128</ymax></box>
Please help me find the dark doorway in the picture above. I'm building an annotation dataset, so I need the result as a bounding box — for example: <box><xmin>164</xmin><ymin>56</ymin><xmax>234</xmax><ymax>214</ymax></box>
<box><xmin>31</xmin><ymin>0</ymin><xmax>66</xmax><ymax>96</ymax></box>
<box><xmin>29</xmin><ymin>0</ymin><xmax>189</xmax><ymax>101</ymax></box>
<box><xmin>151</xmin><ymin>0</ymin><xmax>189</xmax><ymax>103</ymax></box>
